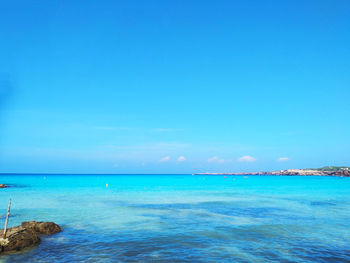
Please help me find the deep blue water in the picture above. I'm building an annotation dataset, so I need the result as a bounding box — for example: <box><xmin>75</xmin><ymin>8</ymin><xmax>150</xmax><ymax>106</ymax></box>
<box><xmin>0</xmin><ymin>174</ymin><xmax>349</xmax><ymax>262</ymax></box>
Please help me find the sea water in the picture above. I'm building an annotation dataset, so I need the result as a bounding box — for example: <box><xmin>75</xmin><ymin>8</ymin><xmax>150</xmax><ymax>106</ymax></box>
<box><xmin>0</xmin><ymin>174</ymin><xmax>349</xmax><ymax>262</ymax></box>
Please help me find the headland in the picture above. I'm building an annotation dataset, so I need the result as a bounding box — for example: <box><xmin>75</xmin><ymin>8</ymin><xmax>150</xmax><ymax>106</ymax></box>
<box><xmin>195</xmin><ymin>166</ymin><xmax>350</xmax><ymax>177</ymax></box>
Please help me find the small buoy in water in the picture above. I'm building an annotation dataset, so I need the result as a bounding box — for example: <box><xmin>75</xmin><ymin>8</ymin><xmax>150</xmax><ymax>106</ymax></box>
<box><xmin>106</xmin><ymin>183</ymin><xmax>109</xmax><ymax>188</ymax></box>
<box><xmin>224</xmin><ymin>176</ymin><xmax>227</xmax><ymax>178</ymax></box>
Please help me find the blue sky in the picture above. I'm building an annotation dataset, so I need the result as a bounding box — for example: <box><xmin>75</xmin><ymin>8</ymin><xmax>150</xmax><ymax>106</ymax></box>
<box><xmin>0</xmin><ymin>0</ymin><xmax>349</xmax><ymax>173</ymax></box>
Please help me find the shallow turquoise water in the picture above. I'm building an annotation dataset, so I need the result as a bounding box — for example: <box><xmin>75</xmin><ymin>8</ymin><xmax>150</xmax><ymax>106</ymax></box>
<box><xmin>0</xmin><ymin>174</ymin><xmax>349</xmax><ymax>262</ymax></box>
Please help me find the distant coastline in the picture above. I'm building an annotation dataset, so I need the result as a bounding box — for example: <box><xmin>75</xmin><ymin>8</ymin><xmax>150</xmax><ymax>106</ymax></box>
<box><xmin>195</xmin><ymin>166</ymin><xmax>350</xmax><ymax>177</ymax></box>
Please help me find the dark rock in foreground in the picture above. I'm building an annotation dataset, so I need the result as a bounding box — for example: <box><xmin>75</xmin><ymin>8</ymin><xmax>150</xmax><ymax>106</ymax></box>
<box><xmin>0</xmin><ymin>221</ymin><xmax>61</xmax><ymax>253</ymax></box>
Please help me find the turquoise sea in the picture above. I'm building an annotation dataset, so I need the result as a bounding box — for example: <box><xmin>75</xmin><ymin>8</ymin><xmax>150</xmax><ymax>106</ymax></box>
<box><xmin>0</xmin><ymin>174</ymin><xmax>349</xmax><ymax>262</ymax></box>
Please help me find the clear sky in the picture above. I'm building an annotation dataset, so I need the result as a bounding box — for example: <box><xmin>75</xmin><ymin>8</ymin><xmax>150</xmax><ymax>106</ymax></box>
<box><xmin>0</xmin><ymin>0</ymin><xmax>349</xmax><ymax>173</ymax></box>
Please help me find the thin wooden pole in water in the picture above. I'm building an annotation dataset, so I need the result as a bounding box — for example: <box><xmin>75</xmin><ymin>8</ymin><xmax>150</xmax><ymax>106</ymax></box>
<box><xmin>3</xmin><ymin>199</ymin><xmax>11</xmax><ymax>239</ymax></box>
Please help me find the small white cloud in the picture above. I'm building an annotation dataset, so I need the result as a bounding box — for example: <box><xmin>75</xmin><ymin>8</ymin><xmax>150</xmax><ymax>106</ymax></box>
<box><xmin>277</xmin><ymin>157</ymin><xmax>290</xmax><ymax>162</ymax></box>
<box><xmin>159</xmin><ymin>156</ymin><xmax>170</xmax><ymax>162</ymax></box>
<box><xmin>237</xmin><ymin>155</ymin><xmax>256</xmax><ymax>162</ymax></box>
<box><xmin>177</xmin><ymin>156</ymin><xmax>186</xmax><ymax>162</ymax></box>
<box><xmin>208</xmin><ymin>156</ymin><xmax>225</xmax><ymax>163</ymax></box>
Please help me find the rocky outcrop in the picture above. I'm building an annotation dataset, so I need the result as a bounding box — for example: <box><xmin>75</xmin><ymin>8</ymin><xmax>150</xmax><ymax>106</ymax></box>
<box><xmin>0</xmin><ymin>221</ymin><xmax>61</xmax><ymax>253</ymax></box>
<box><xmin>21</xmin><ymin>221</ymin><xmax>61</xmax><ymax>236</ymax></box>
<box><xmin>334</xmin><ymin>170</ymin><xmax>350</xmax><ymax>177</ymax></box>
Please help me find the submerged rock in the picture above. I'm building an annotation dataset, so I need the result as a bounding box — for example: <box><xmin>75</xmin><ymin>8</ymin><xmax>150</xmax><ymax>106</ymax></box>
<box><xmin>0</xmin><ymin>221</ymin><xmax>61</xmax><ymax>253</ymax></box>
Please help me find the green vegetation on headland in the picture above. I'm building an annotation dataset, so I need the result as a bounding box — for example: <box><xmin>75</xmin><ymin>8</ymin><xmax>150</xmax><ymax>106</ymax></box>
<box><xmin>308</xmin><ymin>166</ymin><xmax>350</xmax><ymax>171</ymax></box>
